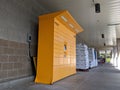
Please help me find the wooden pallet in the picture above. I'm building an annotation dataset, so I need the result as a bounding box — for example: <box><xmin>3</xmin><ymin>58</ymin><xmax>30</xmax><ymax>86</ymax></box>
<box><xmin>76</xmin><ymin>69</ymin><xmax>89</xmax><ymax>72</ymax></box>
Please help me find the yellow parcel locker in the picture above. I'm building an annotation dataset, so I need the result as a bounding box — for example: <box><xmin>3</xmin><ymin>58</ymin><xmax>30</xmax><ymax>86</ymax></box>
<box><xmin>35</xmin><ymin>10</ymin><xmax>83</xmax><ymax>84</ymax></box>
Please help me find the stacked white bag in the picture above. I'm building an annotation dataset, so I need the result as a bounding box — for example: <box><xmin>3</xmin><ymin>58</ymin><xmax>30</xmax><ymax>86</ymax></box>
<box><xmin>76</xmin><ymin>43</ymin><xmax>89</xmax><ymax>70</ymax></box>
<box><xmin>88</xmin><ymin>48</ymin><xmax>98</xmax><ymax>68</ymax></box>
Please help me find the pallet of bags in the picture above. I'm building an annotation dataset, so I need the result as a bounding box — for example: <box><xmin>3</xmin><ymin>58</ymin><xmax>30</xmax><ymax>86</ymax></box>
<box><xmin>88</xmin><ymin>48</ymin><xmax>96</xmax><ymax>68</ymax></box>
<box><xmin>76</xmin><ymin>43</ymin><xmax>89</xmax><ymax>71</ymax></box>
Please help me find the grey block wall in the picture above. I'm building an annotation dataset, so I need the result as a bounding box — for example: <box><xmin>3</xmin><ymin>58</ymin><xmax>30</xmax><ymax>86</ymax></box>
<box><xmin>0</xmin><ymin>0</ymin><xmax>49</xmax><ymax>82</ymax></box>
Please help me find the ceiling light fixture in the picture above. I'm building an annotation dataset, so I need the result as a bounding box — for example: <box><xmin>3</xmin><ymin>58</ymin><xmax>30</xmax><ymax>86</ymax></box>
<box><xmin>93</xmin><ymin>0</ymin><xmax>101</xmax><ymax>13</ymax></box>
<box><xmin>107</xmin><ymin>23</ymin><xmax>120</xmax><ymax>26</ymax></box>
<box><xmin>104</xmin><ymin>43</ymin><xmax>106</xmax><ymax>46</ymax></box>
<box><xmin>101</xmin><ymin>34</ymin><xmax>104</xmax><ymax>38</ymax></box>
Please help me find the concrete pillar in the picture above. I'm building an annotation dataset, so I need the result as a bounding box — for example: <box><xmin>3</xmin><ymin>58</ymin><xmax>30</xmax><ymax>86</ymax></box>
<box><xmin>105</xmin><ymin>50</ymin><xmax>107</xmax><ymax>63</ymax></box>
<box><xmin>117</xmin><ymin>39</ymin><xmax>120</xmax><ymax>69</ymax></box>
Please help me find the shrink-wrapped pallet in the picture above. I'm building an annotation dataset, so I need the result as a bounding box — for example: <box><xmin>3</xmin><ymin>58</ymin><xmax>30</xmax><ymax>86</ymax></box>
<box><xmin>76</xmin><ymin>44</ymin><xmax>89</xmax><ymax>70</ymax></box>
<box><xmin>88</xmin><ymin>48</ymin><xmax>98</xmax><ymax>68</ymax></box>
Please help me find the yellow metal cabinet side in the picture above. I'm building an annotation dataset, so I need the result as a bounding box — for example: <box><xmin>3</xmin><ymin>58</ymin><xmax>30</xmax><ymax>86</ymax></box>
<box><xmin>35</xmin><ymin>17</ymin><xmax>54</xmax><ymax>84</ymax></box>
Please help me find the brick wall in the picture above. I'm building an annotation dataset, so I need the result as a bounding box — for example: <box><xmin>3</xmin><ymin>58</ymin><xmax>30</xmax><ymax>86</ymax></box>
<box><xmin>0</xmin><ymin>39</ymin><xmax>36</xmax><ymax>82</ymax></box>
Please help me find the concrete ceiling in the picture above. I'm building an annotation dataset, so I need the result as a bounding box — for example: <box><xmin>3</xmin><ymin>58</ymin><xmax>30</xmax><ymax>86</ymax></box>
<box><xmin>37</xmin><ymin>0</ymin><xmax>120</xmax><ymax>49</ymax></box>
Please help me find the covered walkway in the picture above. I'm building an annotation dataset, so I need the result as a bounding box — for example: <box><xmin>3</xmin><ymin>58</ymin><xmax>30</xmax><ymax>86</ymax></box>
<box><xmin>1</xmin><ymin>63</ymin><xmax>120</xmax><ymax>90</ymax></box>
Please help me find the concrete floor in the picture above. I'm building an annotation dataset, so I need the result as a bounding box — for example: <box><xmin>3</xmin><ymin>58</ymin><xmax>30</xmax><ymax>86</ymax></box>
<box><xmin>1</xmin><ymin>63</ymin><xmax>120</xmax><ymax>90</ymax></box>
